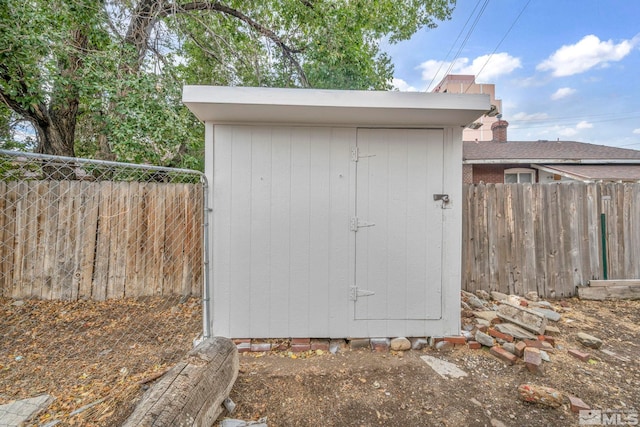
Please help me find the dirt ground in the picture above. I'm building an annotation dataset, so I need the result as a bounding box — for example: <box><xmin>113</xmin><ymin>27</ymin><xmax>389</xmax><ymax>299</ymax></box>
<box><xmin>222</xmin><ymin>298</ymin><xmax>640</xmax><ymax>427</ymax></box>
<box><xmin>0</xmin><ymin>296</ymin><xmax>201</xmax><ymax>426</ymax></box>
<box><xmin>1</xmin><ymin>297</ymin><xmax>638</xmax><ymax>426</ymax></box>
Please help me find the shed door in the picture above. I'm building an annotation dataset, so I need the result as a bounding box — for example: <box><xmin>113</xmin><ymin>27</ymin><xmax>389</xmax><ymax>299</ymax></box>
<box><xmin>354</xmin><ymin>129</ymin><xmax>444</xmax><ymax>320</ymax></box>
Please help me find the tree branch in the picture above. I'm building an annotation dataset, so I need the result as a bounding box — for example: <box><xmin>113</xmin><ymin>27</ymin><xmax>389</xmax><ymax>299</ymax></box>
<box><xmin>0</xmin><ymin>64</ymin><xmax>48</xmax><ymax>126</ymax></box>
<box><xmin>159</xmin><ymin>1</ymin><xmax>310</xmax><ymax>87</ymax></box>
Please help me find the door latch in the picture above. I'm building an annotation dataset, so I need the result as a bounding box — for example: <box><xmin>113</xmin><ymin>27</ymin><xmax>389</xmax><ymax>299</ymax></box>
<box><xmin>433</xmin><ymin>194</ymin><xmax>450</xmax><ymax>203</ymax></box>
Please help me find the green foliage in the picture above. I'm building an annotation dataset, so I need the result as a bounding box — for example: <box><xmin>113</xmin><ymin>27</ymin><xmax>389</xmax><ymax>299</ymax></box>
<box><xmin>0</xmin><ymin>0</ymin><xmax>455</xmax><ymax>171</ymax></box>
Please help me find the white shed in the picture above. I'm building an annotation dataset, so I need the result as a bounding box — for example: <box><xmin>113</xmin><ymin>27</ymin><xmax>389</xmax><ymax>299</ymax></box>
<box><xmin>183</xmin><ymin>86</ymin><xmax>489</xmax><ymax>339</ymax></box>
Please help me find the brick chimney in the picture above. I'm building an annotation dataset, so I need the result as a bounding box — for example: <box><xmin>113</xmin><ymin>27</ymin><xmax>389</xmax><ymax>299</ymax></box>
<box><xmin>491</xmin><ymin>119</ymin><xmax>509</xmax><ymax>143</ymax></box>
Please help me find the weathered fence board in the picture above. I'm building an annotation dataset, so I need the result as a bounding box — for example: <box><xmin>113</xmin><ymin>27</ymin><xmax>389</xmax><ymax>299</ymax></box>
<box><xmin>0</xmin><ymin>180</ymin><xmax>203</xmax><ymax>300</ymax></box>
<box><xmin>463</xmin><ymin>183</ymin><xmax>640</xmax><ymax>298</ymax></box>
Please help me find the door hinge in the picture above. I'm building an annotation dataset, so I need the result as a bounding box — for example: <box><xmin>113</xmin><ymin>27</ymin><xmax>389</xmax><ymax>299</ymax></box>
<box><xmin>350</xmin><ymin>286</ymin><xmax>376</xmax><ymax>301</ymax></box>
<box><xmin>350</xmin><ymin>216</ymin><xmax>375</xmax><ymax>232</ymax></box>
<box><xmin>351</xmin><ymin>146</ymin><xmax>376</xmax><ymax>162</ymax></box>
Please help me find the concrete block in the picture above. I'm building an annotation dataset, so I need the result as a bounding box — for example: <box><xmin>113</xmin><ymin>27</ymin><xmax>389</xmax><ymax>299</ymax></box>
<box><xmin>497</xmin><ymin>302</ymin><xmax>547</xmax><ymax>335</ymax></box>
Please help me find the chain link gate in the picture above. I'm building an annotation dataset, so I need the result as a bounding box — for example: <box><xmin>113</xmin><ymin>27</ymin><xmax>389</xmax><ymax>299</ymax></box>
<box><xmin>0</xmin><ymin>150</ymin><xmax>209</xmax><ymax>425</ymax></box>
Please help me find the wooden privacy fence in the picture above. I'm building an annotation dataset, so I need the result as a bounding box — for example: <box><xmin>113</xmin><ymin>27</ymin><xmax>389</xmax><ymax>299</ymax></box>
<box><xmin>0</xmin><ymin>180</ymin><xmax>204</xmax><ymax>300</ymax></box>
<box><xmin>463</xmin><ymin>182</ymin><xmax>640</xmax><ymax>298</ymax></box>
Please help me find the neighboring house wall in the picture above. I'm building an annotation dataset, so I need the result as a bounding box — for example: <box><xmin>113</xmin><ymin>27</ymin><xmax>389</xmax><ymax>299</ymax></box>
<box><xmin>470</xmin><ymin>164</ymin><xmax>532</xmax><ymax>184</ymax></box>
<box><xmin>537</xmin><ymin>169</ymin><xmax>571</xmax><ymax>183</ymax></box>
<box><xmin>433</xmin><ymin>74</ymin><xmax>502</xmax><ymax>142</ymax></box>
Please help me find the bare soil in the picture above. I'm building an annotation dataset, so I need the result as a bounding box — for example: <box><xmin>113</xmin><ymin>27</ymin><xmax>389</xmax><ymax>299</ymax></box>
<box><xmin>1</xmin><ymin>297</ymin><xmax>638</xmax><ymax>426</ymax></box>
<box><xmin>0</xmin><ymin>296</ymin><xmax>201</xmax><ymax>426</ymax></box>
<box><xmin>222</xmin><ymin>298</ymin><xmax>640</xmax><ymax>427</ymax></box>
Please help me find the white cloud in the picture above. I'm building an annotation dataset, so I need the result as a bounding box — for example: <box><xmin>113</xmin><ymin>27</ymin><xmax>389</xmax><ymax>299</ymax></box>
<box><xmin>419</xmin><ymin>52</ymin><xmax>521</xmax><ymax>90</ymax></box>
<box><xmin>392</xmin><ymin>78</ymin><xmax>418</xmax><ymax>92</ymax></box>
<box><xmin>537</xmin><ymin>34</ymin><xmax>637</xmax><ymax>77</ymax></box>
<box><xmin>558</xmin><ymin>127</ymin><xmax>578</xmax><ymax>137</ymax></box>
<box><xmin>512</xmin><ymin>112</ymin><xmax>550</xmax><ymax>121</ymax></box>
<box><xmin>633</xmin><ymin>128</ymin><xmax>640</xmax><ymax>134</ymax></box>
<box><xmin>458</xmin><ymin>53</ymin><xmax>522</xmax><ymax>82</ymax></box>
<box><xmin>576</xmin><ymin>120</ymin><xmax>593</xmax><ymax>129</ymax></box>
<box><xmin>551</xmin><ymin>121</ymin><xmax>594</xmax><ymax>138</ymax></box>
<box><xmin>550</xmin><ymin>87</ymin><xmax>576</xmax><ymax>100</ymax></box>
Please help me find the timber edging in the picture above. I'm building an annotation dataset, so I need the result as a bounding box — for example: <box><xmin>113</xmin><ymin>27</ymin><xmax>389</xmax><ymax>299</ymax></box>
<box><xmin>123</xmin><ymin>337</ymin><xmax>238</xmax><ymax>427</ymax></box>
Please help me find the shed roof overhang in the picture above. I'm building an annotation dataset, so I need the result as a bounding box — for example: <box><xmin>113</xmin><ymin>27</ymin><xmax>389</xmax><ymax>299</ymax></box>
<box><xmin>183</xmin><ymin>86</ymin><xmax>490</xmax><ymax>128</ymax></box>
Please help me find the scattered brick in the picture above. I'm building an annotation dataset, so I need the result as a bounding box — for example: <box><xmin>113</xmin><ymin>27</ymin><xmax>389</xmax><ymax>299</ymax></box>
<box><xmin>568</xmin><ymin>395</ymin><xmax>590</xmax><ymax>413</ymax></box>
<box><xmin>370</xmin><ymin>338</ymin><xmax>390</xmax><ymax>352</ymax></box>
<box><xmin>310</xmin><ymin>339</ymin><xmax>330</xmax><ymax>351</ymax></box>
<box><xmin>467</xmin><ymin>340</ymin><xmax>482</xmax><ymax>350</ymax></box>
<box><xmin>541</xmin><ymin>335</ymin><xmax>555</xmax><ymax>346</ymax></box>
<box><xmin>291</xmin><ymin>338</ymin><xmax>310</xmax><ymax>345</ymax></box>
<box><xmin>349</xmin><ymin>338</ymin><xmax>371</xmax><ymax>350</ymax></box>
<box><xmin>444</xmin><ymin>336</ymin><xmax>467</xmax><ymax>346</ymax></box>
<box><xmin>236</xmin><ymin>342</ymin><xmax>251</xmax><ymax>353</ymax></box>
<box><xmin>524</xmin><ymin>339</ymin><xmax>554</xmax><ymax>351</ymax></box>
<box><xmin>435</xmin><ymin>340</ymin><xmax>453</xmax><ymax>350</ymax></box>
<box><xmin>291</xmin><ymin>343</ymin><xmax>311</xmax><ymax>352</ymax></box>
<box><xmin>524</xmin><ymin>347</ymin><xmax>543</xmax><ymax>374</ymax></box>
<box><xmin>329</xmin><ymin>339</ymin><xmax>348</xmax><ymax>354</ymax></box>
<box><xmin>515</xmin><ymin>341</ymin><xmax>527</xmax><ymax>358</ymax></box>
<box><xmin>520</xmin><ymin>300</ymin><xmax>529</xmax><ymax>307</ymax></box>
<box><xmin>568</xmin><ymin>348</ymin><xmax>591</xmax><ymax>362</ymax></box>
<box><xmin>477</xmin><ymin>325</ymin><xmax>489</xmax><ymax>333</ymax></box>
<box><xmin>272</xmin><ymin>341</ymin><xmax>289</xmax><ymax>351</ymax></box>
<box><xmin>233</xmin><ymin>338</ymin><xmax>251</xmax><ymax>345</ymax></box>
<box><xmin>488</xmin><ymin>328</ymin><xmax>514</xmax><ymax>342</ymax></box>
<box><xmin>250</xmin><ymin>342</ymin><xmax>272</xmax><ymax>352</ymax></box>
<box><xmin>490</xmin><ymin>346</ymin><xmax>518</xmax><ymax>365</ymax></box>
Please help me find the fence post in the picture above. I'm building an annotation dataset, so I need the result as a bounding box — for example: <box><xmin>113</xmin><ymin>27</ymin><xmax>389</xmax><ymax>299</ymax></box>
<box><xmin>600</xmin><ymin>212</ymin><xmax>608</xmax><ymax>280</ymax></box>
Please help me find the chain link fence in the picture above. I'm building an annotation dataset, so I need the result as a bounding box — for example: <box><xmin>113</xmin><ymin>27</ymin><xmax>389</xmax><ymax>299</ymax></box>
<box><xmin>0</xmin><ymin>150</ymin><xmax>208</xmax><ymax>426</ymax></box>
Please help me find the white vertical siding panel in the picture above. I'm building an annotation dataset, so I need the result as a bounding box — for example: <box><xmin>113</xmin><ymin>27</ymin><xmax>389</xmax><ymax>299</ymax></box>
<box><xmin>269</xmin><ymin>128</ymin><xmax>292</xmax><ymax>336</ymax></box>
<box><xmin>228</xmin><ymin>127</ymin><xmax>254</xmax><ymax>337</ymax></box>
<box><xmin>328</xmin><ymin>128</ymin><xmax>356</xmax><ymax>338</ymax></box>
<box><xmin>405</xmin><ymin>131</ymin><xmax>429</xmax><ymax>319</ymax></box>
<box><xmin>249</xmin><ymin>128</ymin><xmax>272</xmax><ymax>337</ymax></box>
<box><xmin>288</xmin><ymin>128</ymin><xmax>312</xmax><ymax>337</ymax></box>
<box><xmin>386</xmin><ymin>132</ymin><xmax>408</xmax><ymax>320</ymax></box>
<box><xmin>440</xmin><ymin>127</ymin><xmax>462</xmax><ymax>336</ymax></box>
<box><xmin>308</xmin><ymin>129</ymin><xmax>331</xmax><ymax>336</ymax></box>
<box><xmin>423</xmin><ymin>130</ymin><xmax>445</xmax><ymax>319</ymax></box>
<box><xmin>212</xmin><ymin>125</ymin><xmax>232</xmax><ymax>336</ymax></box>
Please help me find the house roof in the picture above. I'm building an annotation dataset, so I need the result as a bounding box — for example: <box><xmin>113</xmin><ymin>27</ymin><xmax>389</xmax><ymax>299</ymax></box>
<box><xmin>463</xmin><ymin>140</ymin><xmax>640</xmax><ymax>164</ymax></box>
<box><xmin>533</xmin><ymin>164</ymin><xmax>640</xmax><ymax>182</ymax></box>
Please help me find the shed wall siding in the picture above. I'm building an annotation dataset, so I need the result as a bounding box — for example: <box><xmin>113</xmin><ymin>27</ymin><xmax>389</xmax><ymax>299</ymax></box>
<box><xmin>212</xmin><ymin>125</ymin><xmax>355</xmax><ymax>338</ymax></box>
<box><xmin>210</xmin><ymin>125</ymin><xmax>462</xmax><ymax>339</ymax></box>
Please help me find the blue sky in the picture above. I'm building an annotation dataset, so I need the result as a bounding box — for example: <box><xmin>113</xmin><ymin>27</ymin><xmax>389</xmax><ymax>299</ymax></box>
<box><xmin>386</xmin><ymin>0</ymin><xmax>640</xmax><ymax>149</ymax></box>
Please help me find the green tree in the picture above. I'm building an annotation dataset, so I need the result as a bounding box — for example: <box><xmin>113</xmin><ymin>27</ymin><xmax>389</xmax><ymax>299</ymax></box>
<box><xmin>0</xmin><ymin>0</ymin><xmax>455</xmax><ymax>168</ymax></box>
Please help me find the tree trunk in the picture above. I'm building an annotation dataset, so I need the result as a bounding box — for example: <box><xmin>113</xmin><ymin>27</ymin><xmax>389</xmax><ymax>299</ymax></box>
<box><xmin>34</xmin><ymin>117</ymin><xmax>76</xmax><ymax>158</ymax></box>
<box><xmin>32</xmin><ymin>112</ymin><xmax>78</xmax><ymax>179</ymax></box>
